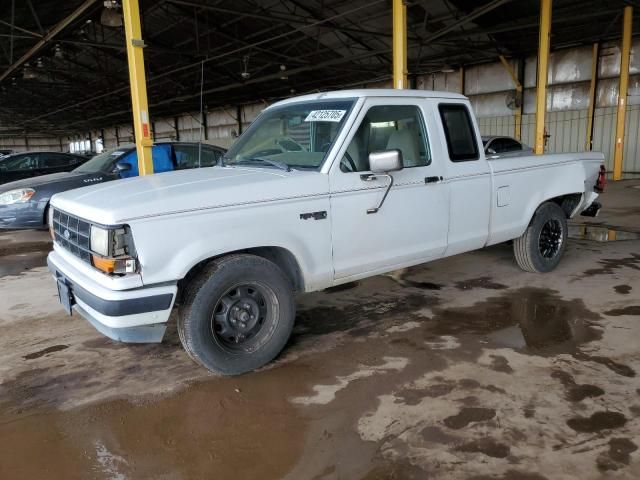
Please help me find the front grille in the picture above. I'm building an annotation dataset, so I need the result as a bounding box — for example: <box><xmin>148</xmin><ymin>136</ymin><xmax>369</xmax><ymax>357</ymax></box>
<box><xmin>52</xmin><ymin>208</ymin><xmax>92</xmax><ymax>264</ymax></box>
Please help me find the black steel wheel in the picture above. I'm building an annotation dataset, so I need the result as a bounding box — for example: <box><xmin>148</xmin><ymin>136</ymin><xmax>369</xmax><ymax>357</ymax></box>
<box><xmin>178</xmin><ymin>254</ymin><xmax>295</xmax><ymax>375</ymax></box>
<box><xmin>514</xmin><ymin>202</ymin><xmax>568</xmax><ymax>273</ymax></box>
<box><xmin>211</xmin><ymin>283</ymin><xmax>278</xmax><ymax>353</ymax></box>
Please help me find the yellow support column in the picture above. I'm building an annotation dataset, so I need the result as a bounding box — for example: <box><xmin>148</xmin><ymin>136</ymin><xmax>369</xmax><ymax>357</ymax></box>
<box><xmin>534</xmin><ymin>0</ymin><xmax>552</xmax><ymax>154</ymax></box>
<box><xmin>585</xmin><ymin>43</ymin><xmax>599</xmax><ymax>151</ymax></box>
<box><xmin>613</xmin><ymin>6</ymin><xmax>633</xmax><ymax>181</ymax></box>
<box><xmin>392</xmin><ymin>0</ymin><xmax>408</xmax><ymax>89</ymax></box>
<box><xmin>122</xmin><ymin>0</ymin><xmax>153</xmax><ymax>175</ymax></box>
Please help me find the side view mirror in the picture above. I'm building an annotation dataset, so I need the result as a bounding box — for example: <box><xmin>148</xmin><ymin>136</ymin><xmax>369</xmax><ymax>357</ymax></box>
<box><xmin>115</xmin><ymin>162</ymin><xmax>132</xmax><ymax>173</ymax></box>
<box><xmin>362</xmin><ymin>149</ymin><xmax>403</xmax><ymax>215</ymax></box>
<box><xmin>369</xmin><ymin>149</ymin><xmax>403</xmax><ymax>174</ymax></box>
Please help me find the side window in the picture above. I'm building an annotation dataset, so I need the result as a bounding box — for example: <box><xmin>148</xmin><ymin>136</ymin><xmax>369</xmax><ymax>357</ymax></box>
<box><xmin>490</xmin><ymin>139</ymin><xmax>506</xmax><ymax>153</ymax></box>
<box><xmin>42</xmin><ymin>153</ymin><xmax>73</xmax><ymax>168</ymax></box>
<box><xmin>174</xmin><ymin>144</ymin><xmax>219</xmax><ymax>169</ymax></box>
<box><xmin>502</xmin><ymin>138</ymin><xmax>522</xmax><ymax>152</ymax></box>
<box><xmin>4</xmin><ymin>154</ymin><xmax>37</xmax><ymax>171</ymax></box>
<box><xmin>341</xmin><ymin>105</ymin><xmax>430</xmax><ymax>172</ymax></box>
<box><xmin>438</xmin><ymin>104</ymin><xmax>479</xmax><ymax>162</ymax></box>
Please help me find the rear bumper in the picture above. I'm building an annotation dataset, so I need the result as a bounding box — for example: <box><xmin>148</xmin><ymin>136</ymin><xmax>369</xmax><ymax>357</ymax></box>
<box><xmin>48</xmin><ymin>250</ymin><xmax>177</xmax><ymax>343</ymax></box>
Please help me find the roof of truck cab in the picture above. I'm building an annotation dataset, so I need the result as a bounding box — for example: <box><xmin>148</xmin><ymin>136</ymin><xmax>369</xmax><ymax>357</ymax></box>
<box><xmin>270</xmin><ymin>89</ymin><xmax>467</xmax><ymax>108</ymax></box>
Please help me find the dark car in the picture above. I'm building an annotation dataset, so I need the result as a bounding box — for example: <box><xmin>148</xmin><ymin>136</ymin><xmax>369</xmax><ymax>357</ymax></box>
<box><xmin>0</xmin><ymin>142</ymin><xmax>225</xmax><ymax>229</ymax></box>
<box><xmin>482</xmin><ymin>135</ymin><xmax>532</xmax><ymax>158</ymax></box>
<box><xmin>0</xmin><ymin>151</ymin><xmax>87</xmax><ymax>185</ymax></box>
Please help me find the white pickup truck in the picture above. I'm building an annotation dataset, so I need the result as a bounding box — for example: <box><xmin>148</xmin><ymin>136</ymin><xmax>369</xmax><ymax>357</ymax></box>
<box><xmin>47</xmin><ymin>89</ymin><xmax>605</xmax><ymax>375</ymax></box>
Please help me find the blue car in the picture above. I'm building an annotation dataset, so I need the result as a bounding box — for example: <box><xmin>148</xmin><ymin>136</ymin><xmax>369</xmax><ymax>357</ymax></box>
<box><xmin>0</xmin><ymin>142</ymin><xmax>225</xmax><ymax>229</ymax></box>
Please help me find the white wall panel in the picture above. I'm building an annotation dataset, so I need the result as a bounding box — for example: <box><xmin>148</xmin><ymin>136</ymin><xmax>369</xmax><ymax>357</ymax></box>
<box><xmin>598</xmin><ymin>39</ymin><xmax>640</xmax><ymax>79</ymax></box>
<box><xmin>416</xmin><ymin>70</ymin><xmax>462</xmax><ymax>93</ymax></box>
<box><xmin>465</xmin><ymin>61</ymin><xmax>516</xmax><ymax>95</ymax></box>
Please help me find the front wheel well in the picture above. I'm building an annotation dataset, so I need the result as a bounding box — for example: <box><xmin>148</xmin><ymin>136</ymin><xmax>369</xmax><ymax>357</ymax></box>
<box><xmin>177</xmin><ymin>247</ymin><xmax>304</xmax><ymax>305</ymax></box>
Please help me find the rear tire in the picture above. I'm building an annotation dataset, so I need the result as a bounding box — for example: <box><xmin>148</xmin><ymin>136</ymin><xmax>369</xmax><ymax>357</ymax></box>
<box><xmin>513</xmin><ymin>202</ymin><xmax>568</xmax><ymax>273</ymax></box>
<box><xmin>178</xmin><ymin>254</ymin><xmax>295</xmax><ymax>375</ymax></box>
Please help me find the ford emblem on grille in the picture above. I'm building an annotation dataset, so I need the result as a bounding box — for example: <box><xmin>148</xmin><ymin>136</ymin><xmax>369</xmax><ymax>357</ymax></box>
<box><xmin>63</xmin><ymin>229</ymin><xmax>70</xmax><ymax>240</ymax></box>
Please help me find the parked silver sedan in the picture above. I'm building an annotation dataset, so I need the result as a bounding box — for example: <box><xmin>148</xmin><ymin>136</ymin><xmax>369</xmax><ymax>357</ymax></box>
<box><xmin>482</xmin><ymin>135</ymin><xmax>532</xmax><ymax>158</ymax></box>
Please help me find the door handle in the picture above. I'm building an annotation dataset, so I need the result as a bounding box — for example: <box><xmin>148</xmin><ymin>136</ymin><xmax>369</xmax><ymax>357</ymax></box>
<box><xmin>425</xmin><ymin>176</ymin><xmax>443</xmax><ymax>184</ymax></box>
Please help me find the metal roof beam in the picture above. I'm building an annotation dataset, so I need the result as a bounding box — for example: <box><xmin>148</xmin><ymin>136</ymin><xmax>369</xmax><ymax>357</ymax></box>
<box><xmin>0</xmin><ymin>0</ymin><xmax>99</xmax><ymax>83</ymax></box>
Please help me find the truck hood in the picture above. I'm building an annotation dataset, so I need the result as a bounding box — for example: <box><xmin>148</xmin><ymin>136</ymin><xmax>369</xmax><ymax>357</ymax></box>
<box><xmin>50</xmin><ymin>166</ymin><xmax>329</xmax><ymax>224</ymax></box>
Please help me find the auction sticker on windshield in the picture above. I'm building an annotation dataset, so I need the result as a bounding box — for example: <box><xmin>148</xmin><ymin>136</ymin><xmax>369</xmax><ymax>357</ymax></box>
<box><xmin>305</xmin><ymin>110</ymin><xmax>346</xmax><ymax>122</ymax></box>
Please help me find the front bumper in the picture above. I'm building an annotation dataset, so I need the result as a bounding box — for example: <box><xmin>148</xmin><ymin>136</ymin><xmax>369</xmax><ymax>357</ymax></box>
<box><xmin>48</xmin><ymin>249</ymin><xmax>177</xmax><ymax>343</ymax></box>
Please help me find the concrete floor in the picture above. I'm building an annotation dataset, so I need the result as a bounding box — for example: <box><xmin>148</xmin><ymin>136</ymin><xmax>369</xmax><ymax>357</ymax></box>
<box><xmin>0</xmin><ymin>180</ymin><xmax>639</xmax><ymax>480</ymax></box>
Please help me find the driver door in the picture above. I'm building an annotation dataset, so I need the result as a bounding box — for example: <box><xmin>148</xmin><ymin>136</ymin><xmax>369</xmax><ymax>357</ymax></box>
<box><xmin>328</xmin><ymin>99</ymin><xmax>449</xmax><ymax>281</ymax></box>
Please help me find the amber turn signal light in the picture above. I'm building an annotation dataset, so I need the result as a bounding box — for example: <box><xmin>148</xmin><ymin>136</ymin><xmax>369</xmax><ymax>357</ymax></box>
<box><xmin>92</xmin><ymin>255</ymin><xmax>116</xmax><ymax>274</ymax></box>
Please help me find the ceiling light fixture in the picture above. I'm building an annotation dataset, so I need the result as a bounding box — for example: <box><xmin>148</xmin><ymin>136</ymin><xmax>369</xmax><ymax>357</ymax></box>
<box><xmin>441</xmin><ymin>64</ymin><xmax>456</xmax><ymax>73</ymax></box>
<box><xmin>240</xmin><ymin>55</ymin><xmax>251</xmax><ymax>80</ymax></box>
<box><xmin>101</xmin><ymin>0</ymin><xmax>123</xmax><ymax>28</ymax></box>
<box><xmin>23</xmin><ymin>63</ymin><xmax>37</xmax><ymax>80</ymax></box>
<box><xmin>54</xmin><ymin>44</ymin><xmax>64</xmax><ymax>59</ymax></box>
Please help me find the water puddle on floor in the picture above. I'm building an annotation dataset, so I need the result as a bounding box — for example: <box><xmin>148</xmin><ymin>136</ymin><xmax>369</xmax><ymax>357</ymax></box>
<box><xmin>569</xmin><ymin>225</ymin><xmax>639</xmax><ymax>242</ymax></box>
<box><xmin>429</xmin><ymin>288</ymin><xmax>602</xmax><ymax>355</ymax></box>
<box><xmin>0</xmin><ymin>250</ymin><xmax>49</xmax><ymax>277</ymax></box>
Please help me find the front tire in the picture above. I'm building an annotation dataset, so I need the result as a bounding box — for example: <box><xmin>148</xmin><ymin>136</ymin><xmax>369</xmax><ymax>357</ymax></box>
<box><xmin>513</xmin><ymin>202</ymin><xmax>568</xmax><ymax>273</ymax></box>
<box><xmin>178</xmin><ymin>254</ymin><xmax>295</xmax><ymax>375</ymax></box>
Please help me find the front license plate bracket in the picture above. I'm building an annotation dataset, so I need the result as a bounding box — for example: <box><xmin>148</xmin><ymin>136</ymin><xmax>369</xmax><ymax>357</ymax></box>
<box><xmin>57</xmin><ymin>280</ymin><xmax>74</xmax><ymax>315</ymax></box>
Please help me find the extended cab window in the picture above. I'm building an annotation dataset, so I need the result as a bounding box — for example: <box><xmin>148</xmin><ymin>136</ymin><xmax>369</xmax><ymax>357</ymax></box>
<box><xmin>342</xmin><ymin>105</ymin><xmax>430</xmax><ymax>172</ymax></box>
<box><xmin>438</xmin><ymin>104</ymin><xmax>479</xmax><ymax>162</ymax></box>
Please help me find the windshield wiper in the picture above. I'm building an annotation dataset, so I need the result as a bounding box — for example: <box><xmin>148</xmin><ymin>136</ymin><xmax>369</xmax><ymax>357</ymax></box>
<box><xmin>233</xmin><ymin>157</ymin><xmax>291</xmax><ymax>172</ymax></box>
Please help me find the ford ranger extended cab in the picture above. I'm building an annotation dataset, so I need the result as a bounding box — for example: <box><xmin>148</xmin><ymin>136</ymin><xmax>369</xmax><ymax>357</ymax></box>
<box><xmin>47</xmin><ymin>89</ymin><xmax>605</xmax><ymax>375</ymax></box>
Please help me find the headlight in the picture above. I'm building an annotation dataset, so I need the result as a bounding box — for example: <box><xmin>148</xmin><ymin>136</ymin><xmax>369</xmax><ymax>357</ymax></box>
<box><xmin>90</xmin><ymin>225</ymin><xmax>110</xmax><ymax>256</ymax></box>
<box><xmin>0</xmin><ymin>188</ymin><xmax>35</xmax><ymax>205</ymax></box>
<box><xmin>90</xmin><ymin>225</ymin><xmax>137</xmax><ymax>275</ymax></box>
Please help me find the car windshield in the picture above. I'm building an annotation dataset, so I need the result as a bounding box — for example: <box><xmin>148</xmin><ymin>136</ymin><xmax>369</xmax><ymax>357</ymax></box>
<box><xmin>224</xmin><ymin>99</ymin><xmax>355</xmax><ymax>170</ymax></box>
<box><xmin>73</xmin><ymin>148</ymin><xmax>130</xmax><ymax>173</ymax></box>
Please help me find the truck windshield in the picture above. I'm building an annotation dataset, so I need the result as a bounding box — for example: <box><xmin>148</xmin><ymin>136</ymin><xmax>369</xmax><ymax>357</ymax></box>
<box><xmin>224</xmin><ymin>99</ymin><xmax>355</xmax><ymax>170</ymax></box>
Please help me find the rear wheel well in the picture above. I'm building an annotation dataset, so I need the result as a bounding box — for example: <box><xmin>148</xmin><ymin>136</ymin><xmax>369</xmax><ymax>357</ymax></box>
<box><xmin>177</xmin><ymin>247</ymin><xmax>304</xmax><ymax>305</ymax></box>
<box><xmin>546</xmin><ymin>193</ymin><xmax>582</xmax><ymax>218</ymax></box>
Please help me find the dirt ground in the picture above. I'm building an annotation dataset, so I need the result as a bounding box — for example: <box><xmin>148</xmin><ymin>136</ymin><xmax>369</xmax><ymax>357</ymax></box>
<box><xmin>0</xmin><ymin>180</ymin><xmax>639</xmax><ymax>480</ymax></box>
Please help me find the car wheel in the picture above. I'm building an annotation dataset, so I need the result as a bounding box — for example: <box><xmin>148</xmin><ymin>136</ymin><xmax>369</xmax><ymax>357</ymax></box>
<box><xmin>178</xmin><ymin>254</ymin><xmax>295</xmax><ymax>375</ymax></box>
<box><xmin>513</xmin><ymin>202</ymin><xmax>568</xmax><ymax>273</ymax></box>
